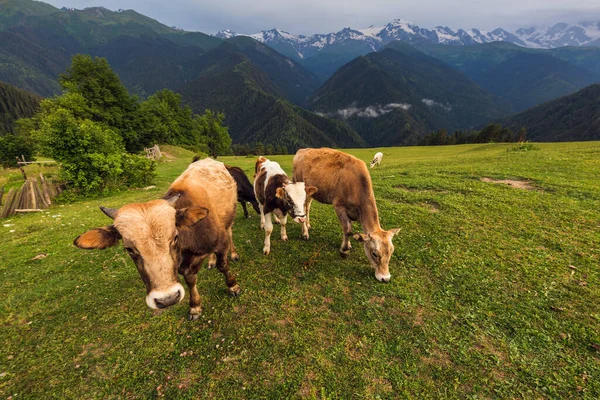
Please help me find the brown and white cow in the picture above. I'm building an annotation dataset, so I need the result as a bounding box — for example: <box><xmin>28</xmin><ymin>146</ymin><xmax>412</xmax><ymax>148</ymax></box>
<box><xmin>73</xmin><ymin>158</ymin><xmax>241</xmax><ymax>320</ymax></box>
<box><xmin>293</xmin><ymin>148</ymin><xmax>400</xmax><ymax>282</ymax></box>
<box><xmin>254</xmin><ymin>156</ymin><xmax>317</xmax><ymax>255</ymax></box>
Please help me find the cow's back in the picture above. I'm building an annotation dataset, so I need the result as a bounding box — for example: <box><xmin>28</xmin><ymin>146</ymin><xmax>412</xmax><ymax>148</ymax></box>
<box><xmin>293</xmin><ymin>148</ymin><xmax>371</xmax><ymax>206</ymax></box>
<box><xmin>169</xmin><ymin>158</ymin><xmax>237</xmax><ymax>228</ymax></box>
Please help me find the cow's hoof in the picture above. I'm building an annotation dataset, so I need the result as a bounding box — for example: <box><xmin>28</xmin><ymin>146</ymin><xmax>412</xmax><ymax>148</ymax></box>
<box><xmin>263</xmin><ymin>248</ymin><xmax>270</xmax><ymax>256</ymax></box>
<box><xmin>307</xmin><ymin>224</ymin><xmax>312</xmax><ymax>230</ymax></box>
<box><xmin>231</xmin><ymin>252</ymin><xmax>240</xmax><ymax>261</ymax></box>
<box><xmin>282</xmin><ymin>235</ymin><xmax>288</xmax><ymax>241</ymax></box>
<box><xmin>228</xmin><ymin>284</ymin><xmax>241</xmax><ymax>297</ymax></box>
<box><xmin>301</xmin><ymin>234</ymin><xmax>309</xmax><ymax>240</ymax></box>
<box><xmin>188</xmin><ymin>313</ymin><xmax>201</xmax><ymax>321</ymax></box>
<box><xmin>340</xmin><ymin>249</ymin><xmax>350</xmax><ymax>258</ymax></box>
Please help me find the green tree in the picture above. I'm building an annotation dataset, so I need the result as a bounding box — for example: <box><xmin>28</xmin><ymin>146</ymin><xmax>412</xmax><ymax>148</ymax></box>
<box><xmin>198</xmin><ymin>110</ymin><xmax>231</xmax><ymax>158</ymax></box>
<box><xmin>59</xmin><ymin>54</ymin><xmax>144</xmax><ymax>152</ymax></box>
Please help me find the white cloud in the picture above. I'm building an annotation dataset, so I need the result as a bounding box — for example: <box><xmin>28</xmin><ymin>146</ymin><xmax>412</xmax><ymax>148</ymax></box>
<box><xmin>327</xmin><ymin>103</ymin><xmax>412</xmax><ymax>119</ymax></box>
<box><xmin>422</xmin><ymin>98</ymin><xmax>452</xmax><ymax>112</ymax></box>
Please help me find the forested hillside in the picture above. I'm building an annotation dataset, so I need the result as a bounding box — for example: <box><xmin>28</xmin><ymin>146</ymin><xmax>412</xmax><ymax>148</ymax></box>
<box><xmin>311</xmin><ymin>44</ymin><xmax>508</xmax><ymax>146</ymax></box>
<box><xmin>0</xmin><ymin>81</ymin><xmax>40</xmax><ymax>134</ymax></box>
<box><xmin>500</xmin><ymin>84</ymin><xmax>600</xmax><ymax>141</ymax></box>
<box><xmin>413</xmin><ymin>41</ymin><xmax>600</xmax><ymax>112</ymax></box>
<box><xmin>179</xmin><ymin>43</ymin><xmax>365</xmax><ymax>151</ymax></box>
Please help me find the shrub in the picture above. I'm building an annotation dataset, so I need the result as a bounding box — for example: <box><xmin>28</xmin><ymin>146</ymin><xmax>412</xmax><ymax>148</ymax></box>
<box><xmin>0</xmin><ymin>134</ymin><xmax>34</xmax><ymax>167</ymax></box>
<box><xmin>121</xmin><ymin>153</ymin><xmax>156</xmax><ymax>188</ymax></box>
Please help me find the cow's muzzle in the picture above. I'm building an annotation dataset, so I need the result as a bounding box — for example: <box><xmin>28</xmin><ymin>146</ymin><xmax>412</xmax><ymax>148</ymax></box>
<box><xmin>146</xmin><ymin>283</ymin><xmax>184</xmax><ymax>309</ymax></box>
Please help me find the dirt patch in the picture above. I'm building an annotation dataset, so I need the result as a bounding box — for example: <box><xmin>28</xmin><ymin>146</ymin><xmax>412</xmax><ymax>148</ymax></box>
<box><xmin>481</xmin><ymin>178</ymin><xmax>536</xmax><ymax>190</ymax></box>
<box><xmin>419</xmin><ymin>201</ymin><xmax>440</xmax><ymax>213</ymax></box>
<box><xmin>160</xmin><ymin>152</ymin><xmax>176</xmax><ymax>160</ymax></box>
<box><xmin>421</xmin><ymin>348</ymin><xmax>452</xmax><ymax>367</ymax></box>
<box><xmin>413</xmin><ymin>307</ymin><xmax>424</xmax><ymax>327</ymax></box>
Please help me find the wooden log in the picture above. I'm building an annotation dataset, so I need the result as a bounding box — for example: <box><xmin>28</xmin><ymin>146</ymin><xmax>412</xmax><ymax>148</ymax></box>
<box><xmin>0</xmin><ymin>188</ymin><xmax>16</xmax><ymax>218</ymax></box>
<box><xmin>33</xmin><ymin>178</ymin><xmax>49</xmax><ymax>208</ymax></box>
<box><xmin>29</xmin><ymin>179</ymin><xmax>38</xmax><ymax>210</ymax></box>
<box><xmin>15</xmin><ymin>209</ymin><xmax>43</xmax><ymax>213</ymax></box>
<box><xmin>39</xmin><ymin>174</ymin><xmax>52</xmax><ymax>206</ymax></box>
<box><xmin>0</xmin><ymin>185</ymin><xmax>4</xmax><ymax>207</ymax></box>
<box><xmin>17</xmin><ymin>181</ymin><xmax>29</xmax><ymax>210</ymax></box>
<box><xmin>2</xmin><ymin>186</ymin><xmax>23</xmax><ymax>218</ymax></box>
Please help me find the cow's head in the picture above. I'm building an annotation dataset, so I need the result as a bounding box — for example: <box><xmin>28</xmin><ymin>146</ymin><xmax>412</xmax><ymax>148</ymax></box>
<box><xmin>275</xmin><ymin>182</ymin><xmax>317</xmax><ymax>223</ymax></box>
<box><xmin>73</xmin><ymin>197</ymin><xmax>209</xmax><ymax>310</ymax></box>
<box><xmin>353</xmin><ymin>228</ymin><xmax>401</xmax><ymax>282</ymax></box>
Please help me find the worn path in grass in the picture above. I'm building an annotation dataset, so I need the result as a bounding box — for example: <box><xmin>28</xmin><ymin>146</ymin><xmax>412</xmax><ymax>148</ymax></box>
<box><xmin>1</xmin><ymin>143</ymin><xmax>599</xmax><ymax>398</ymax></box>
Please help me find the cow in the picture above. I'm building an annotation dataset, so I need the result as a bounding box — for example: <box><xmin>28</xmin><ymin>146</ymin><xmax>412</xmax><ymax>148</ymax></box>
<box><xmin>293</xmin><ymin>148</ymin><xmax>400</xmax><ymax>282</ymax></box>
<box><xmin>254</xmin><ymin>156</ymin><xmax>317</xmax><ymax>255</ymax></box>
<box><xmin>73</xmin><ymin>158</ymin><xmax>241</xmax><ymax>320</ymax></box>
<box><xmin>226</xmin><ymin>165</ymin><xmax>260</xmax><ymax>218</ymax></box>
<box><xmin>370</xmin><ymin>152</ymin><xmax>383</xmax><ymax>168</ymax></box>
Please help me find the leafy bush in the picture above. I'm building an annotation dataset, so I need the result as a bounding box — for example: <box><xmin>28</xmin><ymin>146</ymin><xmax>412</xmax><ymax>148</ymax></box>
<box><xmin>508</xmin><ymin>141</ymin><xmax>540</xmax><ymax>152</ymax></box>
<box><xmin>120</xmin><ymin>153</ymin><xmax>156</xmax><ymax>188</ymax></box>
<box><xmin>0</xmin><ymin>134</ymin><xmax>34</xmax><ymax>167</ymax></box>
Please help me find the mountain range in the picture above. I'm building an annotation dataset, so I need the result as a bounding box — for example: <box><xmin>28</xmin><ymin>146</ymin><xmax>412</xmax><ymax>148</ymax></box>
<box><xmin>217</xmin><ymin>19</ymin><xmax>600</xmax><ymax>57</ymax></box>
<box><xmin>1</xmin><ymin>0</ymin><xmax>600</xmax><ymax>148</ymax></box>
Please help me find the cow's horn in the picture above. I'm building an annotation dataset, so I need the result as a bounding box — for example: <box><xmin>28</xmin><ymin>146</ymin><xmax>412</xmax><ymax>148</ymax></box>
<box><xmin>165</xmin><ymin>193</ymin><xmax>181</xmax><ymax>206</ymax></box>
<box><xmin>100</xmin><ymin>206</ymin><xmax>118</xmax><ymax>220</ymax></box>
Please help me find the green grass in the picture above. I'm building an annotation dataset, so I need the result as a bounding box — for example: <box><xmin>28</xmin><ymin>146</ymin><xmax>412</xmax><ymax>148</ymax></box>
<box><xmin>1</xmin><ymin>142</ymin><xmax>599</xmax><ymax>399</ymax></box>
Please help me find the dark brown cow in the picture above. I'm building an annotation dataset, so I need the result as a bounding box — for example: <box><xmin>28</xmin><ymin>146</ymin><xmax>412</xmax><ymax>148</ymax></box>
<box><xmin>293</xmin><ymin>148</ymin><xmax>400</xmax><ymax>282</ymax></box>
<box><xmin>226</xmin><ymin>165</ymin><xmax>260</xmax><ymax>218</ymax></box>
<box><xmin>74</xmin><ymin>158</ymin><xmax>240</xmax><ymax>320</ymax></box>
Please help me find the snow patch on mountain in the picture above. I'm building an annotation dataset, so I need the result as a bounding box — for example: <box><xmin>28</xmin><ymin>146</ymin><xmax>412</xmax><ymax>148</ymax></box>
<box><xmin>215</xmin><ymin>19</ymin><xmax>600</xmax><ymax>60</ymax></box>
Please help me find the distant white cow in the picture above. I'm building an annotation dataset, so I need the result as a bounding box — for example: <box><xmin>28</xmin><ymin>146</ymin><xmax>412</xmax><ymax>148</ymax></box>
<box><xmin>370</xmin><ymin>152</ymin><xmax>383</xmax><ymax>168</ymax></box>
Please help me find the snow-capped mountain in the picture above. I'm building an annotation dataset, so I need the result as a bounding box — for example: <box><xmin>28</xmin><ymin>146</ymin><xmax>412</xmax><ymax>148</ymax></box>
<box><xmin>516</xmin><ymin>21</ymin><xmax>600</xmax><ymax>48</ymax></box>
<box><xmin>215</xmin><ymin>19</ymin><xmax>600</xmax><ymax>60</ymax></box>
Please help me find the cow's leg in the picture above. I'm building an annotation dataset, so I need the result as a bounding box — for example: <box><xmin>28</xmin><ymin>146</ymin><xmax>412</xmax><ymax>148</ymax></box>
<box><xmin>180</xmin><ymin>254</ymin><xmax>207</xmax><ymax>320</ymax></box>
<box><xmin>263</xmin><ymin>212</ymin><xmax>273</xmax><ymax>255</ymax></box>
<box><xmin>301</xmin><ymin>197</ymin><xmax>313</xmax><ymax>240</ymax></box>
<box><xmin>207</xmin><ymin>253</ymin><xmax>217</xmax><ymax>269</ymax></box>
<box><xmin>279</xmin><ymin>213</ymin><xmax>288</xmax><ymax>241</ymax></box>
<box><xmin>228</xmin><ymin>226</ymin><xmax>239</xmax><ymax>261</ymax></box>
<box><xmin>215</xmin><ymin>250</ymin><xmax>241</xmax><ymax>296</ymax></box>
<box><xmin>259</xmin><ymin>204</ymin><xmax>265</xmax><ymax>230</ymax></box>
<box><xmin>334</xmin><ymin>205</ymin><xmax>353</xmax><ymax>257</ymax></box>
<box><xmin>241</xmin><ymin>201</ymin><xmax>249</xmax><ymax>218</ymax></box>
<box><xmin>272</xmin><ymin>214</ymin><xmax>281</xmax><ymax>225</ymax></box>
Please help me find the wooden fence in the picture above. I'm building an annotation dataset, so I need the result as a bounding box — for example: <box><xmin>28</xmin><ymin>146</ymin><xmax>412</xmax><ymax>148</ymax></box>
<box><xmin>0</xmin><ymin>174</ymin><xmax>63</xmax><ymax>218</ymax></box>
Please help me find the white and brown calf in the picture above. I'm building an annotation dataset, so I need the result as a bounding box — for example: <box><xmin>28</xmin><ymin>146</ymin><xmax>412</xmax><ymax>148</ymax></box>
<box><xmin>293</xmin><ymin>148</ymin><xmax>400</xmax><ymax>282</ymax></box>
<box><xmin>74</xmin><ymin>158</ymin><xmax>241</xmax><ymax>320</ymax></box>
<box><xmin>370</xmin><ymin>152</ymin><xmax>383</xmax><ymax>168</ymax></box>
<box><xmin>254</xmin><ymin>156</ymin><xmax>317</xmax><ymax>255</ymax></box>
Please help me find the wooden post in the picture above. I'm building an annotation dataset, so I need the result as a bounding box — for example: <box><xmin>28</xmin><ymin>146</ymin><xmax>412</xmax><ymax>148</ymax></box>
<box><xmin>0</xmin><ymin>185</ymin><xmax>4</xmax><ymax>208</ymax></box>
<box><xmin>16</xmin><ymin>157</ymin><xmax>27</xmax><ymax>180</ymax></box>
<box><xmin>29</xmin><ymin>179</ymin><xmax>37</xmax><ymax>210</ymax></box>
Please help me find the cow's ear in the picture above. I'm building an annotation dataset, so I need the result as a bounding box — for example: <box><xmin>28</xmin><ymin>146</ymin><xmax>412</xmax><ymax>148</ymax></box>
<box><xmin>276</xmin><ymin>187</ymin><xmax>285</xmax><ymax>199</ymax></box>
<box><xmin>352</xmin><ymin>233</ymin><xmax>371</xmax><ymax>243</ymax></box>
<box><xmin>74</xmin><ymin>226</ymin><xmax>121</xmax><ymax>249</ymax></box>
<box><xmin>388</xmin><ymin>227</ymin><xmax>401</xmax><ymax>237</ymax></box>
<box><xmin>305</xmin><ymin>185</ymin><xmax>318</xmax><ymax>197</ymax></box>
<box><xmin>176</xmin><ymin>207</ymin><xmax>209</xmax><ymax>228</ymax></box>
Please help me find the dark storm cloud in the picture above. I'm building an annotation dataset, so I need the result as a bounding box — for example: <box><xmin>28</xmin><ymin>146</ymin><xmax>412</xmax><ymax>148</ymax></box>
<box><xmin>43</xmin><ymin>0</ymin><xmax>600</xmax><ymax>35</ymax></box>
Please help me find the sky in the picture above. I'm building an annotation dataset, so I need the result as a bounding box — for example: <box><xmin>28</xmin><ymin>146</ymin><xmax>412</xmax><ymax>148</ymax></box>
<box><xmin>42</xmin><ymin>0</ymin><xmax>600</xmax><ymax>36</ymax></box>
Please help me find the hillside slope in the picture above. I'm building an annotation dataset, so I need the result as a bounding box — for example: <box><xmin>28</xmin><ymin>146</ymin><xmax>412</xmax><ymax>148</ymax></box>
<box><xmin>179</xmin><ymin>44</ymin><xmax>365</xmax><ymax>151</ymax></box>
<box><xmin>0</xmin><ymin>80</ymin><xmax>41</xmax><ymax>134</ymax></box>
<box><xmin>500</xmin><ymin>84</ymin><xmax>600</xmax><ymax>142</ymax></box>
<box><xmin>414</xmin><ymin>42</ymin><xmax>600</xmax><ymax>112</ymax></box>
<box><xmin>311</xmin><ymin>44</ymin><xmax>508</xmax><ymax>146</ymax></box>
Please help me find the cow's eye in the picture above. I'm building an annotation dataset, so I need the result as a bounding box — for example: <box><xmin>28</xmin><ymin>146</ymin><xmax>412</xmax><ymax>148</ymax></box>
<box><xmin>371</xmin><ymin>250</ymin><xmax>379</xmax><ymax>259</ymax></box>
<box><xmin>173</xmin><ymin>234</ymin><xmax>179</xmax><ymax>243</ymax></box>
<box><xmin>125</xmin><ymin>247</ymin><xmax>135</xmax><ymax>255</ymax></box>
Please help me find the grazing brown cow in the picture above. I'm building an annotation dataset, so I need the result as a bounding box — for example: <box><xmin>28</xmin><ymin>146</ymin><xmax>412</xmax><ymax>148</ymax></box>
<box><xmin>74</xmin><ymin>158</ymin><xmax>241</xmax><ymax>320</ymax></box>
<box><xmin>254</xmin><ymin>156</ymin><xmax>317</xmax><ymax>255</ymax></box>
<box><xmin>293</xmin><ymin>148</ymin><xmax>400</xmax><ymax>282</ymax></box>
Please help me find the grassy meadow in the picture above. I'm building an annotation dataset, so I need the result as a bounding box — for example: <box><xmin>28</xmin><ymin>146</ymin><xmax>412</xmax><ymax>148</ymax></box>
<box><xmin>1</xmin><ymin>142</ymin><xmax>599</xmax><ymax>399</ymax></box>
